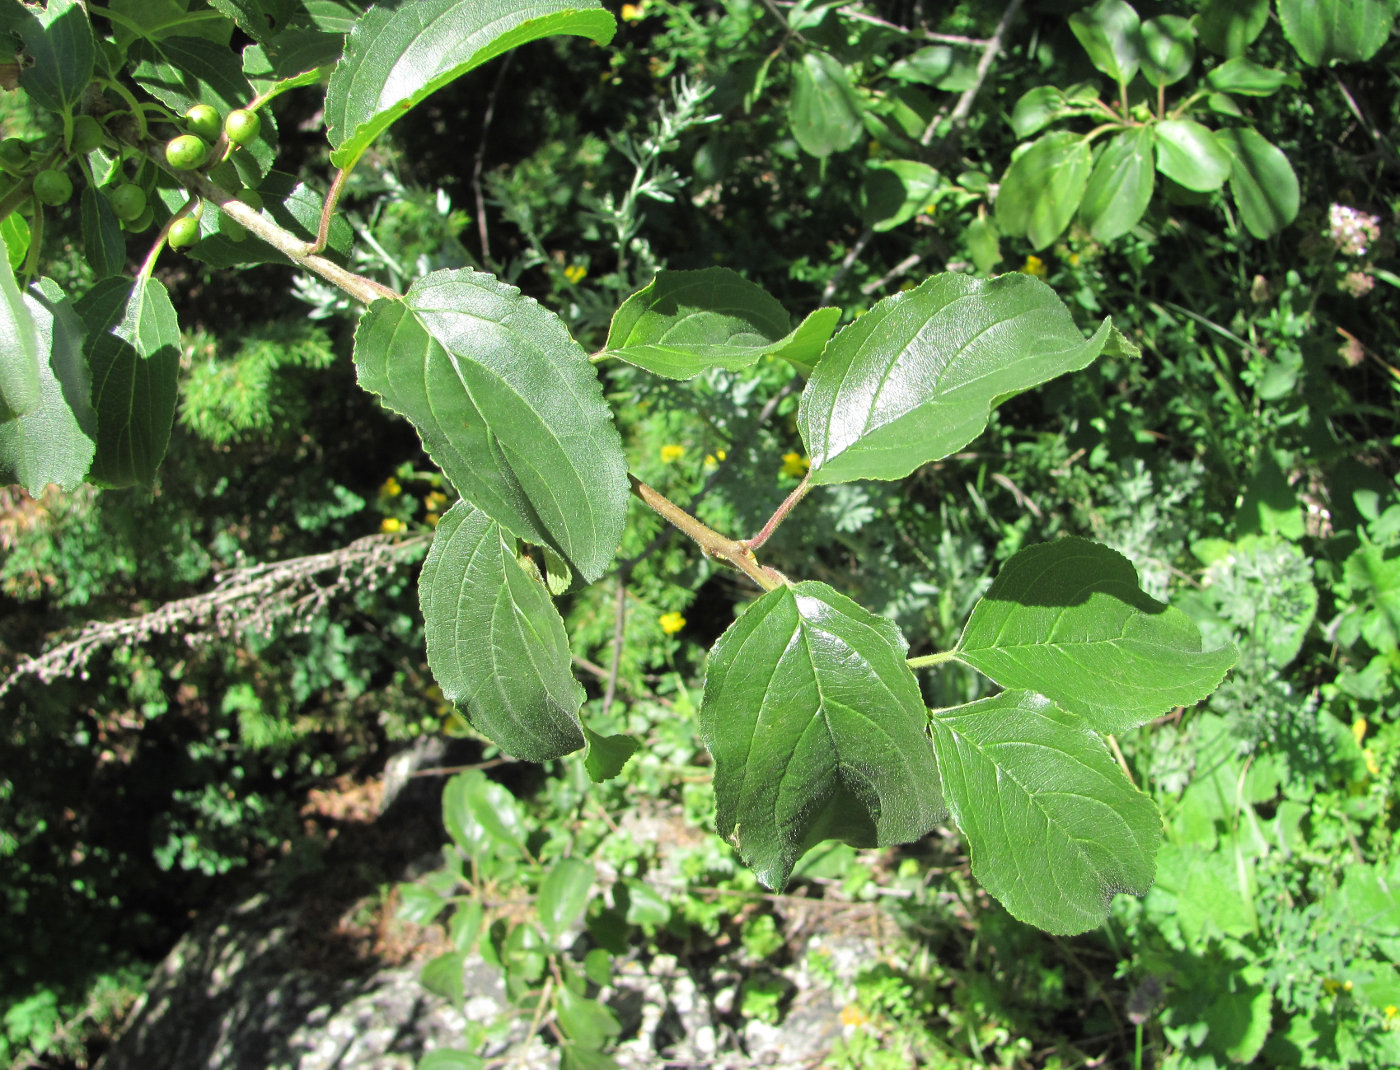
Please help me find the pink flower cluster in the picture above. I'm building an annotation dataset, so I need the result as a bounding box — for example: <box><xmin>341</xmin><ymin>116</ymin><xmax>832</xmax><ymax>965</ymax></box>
<box><xmin>1328</xmin><ymin>203</ymin><xmax>1381</xmax><ymax>257</ymax></box>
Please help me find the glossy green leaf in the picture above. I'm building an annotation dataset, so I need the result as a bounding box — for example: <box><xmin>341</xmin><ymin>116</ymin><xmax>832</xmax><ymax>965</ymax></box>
<box><xmin>1153</xmin><ymin>118</ymin><xmax>1231</xmax><ymax>192</ymax></box>
<box><xmin>1205</xmin><ymin>58</ymin><xmax>1298</xmax><ymax>96</ymax></box>
<box><xmin>603</xmin><ymin>268</ymin><xmax>839</xmax><ymax>380</ymax></box>
<box><xmin>929</xmin><ymin>690</ymin><xmax>1161</xmax><ymax>934</ymax></box>
<box><xmin>1217</xmin><ymin>127</ymin><xmax>1300</xmax><ymax>239</ymax></box>
<box><xmin>0</xmin><ymin>278</ymin><xmax>95</xmax><ymax>495</ymax></box>
<box><xmin>1069</xmin><ymin>0</ymin><xmax>1141</xmax><ymax>85</ymax></box>
<box><xmin>77</xmin><ymin>276</ymin><xmax>180</xmax><ymax>490</ymax></box>
<box><xmin>789</xmin><ymin>51</ymin><xmax>863</xmax><ymax>158</ymax></box>
<box><xmin>537</xmin><ymin>857</ymin><xmax>595</xmax><ymax>941</ymax></box>
<box><xmin>206</xmin><ymin>0</ymin><xmax>294</xmax><ymax>43</ymax></box>
<box><xmin>1008</xmin><ymin>85</ymin><xmax>1103</xmax><ymax>139</ymax></box>
<box><xmin>421</xmin><ymin>501</ymin><xmax>587</xmax><ymax>762</ymax></box>
<box><xmin>1197</xmin><ymin>0</ymin><xmax>1270</xmax><ymax>57</ymax></box>
<box><xmin>242</xmin><ymin>31</ymin><xmax>344</xmax><ymax>104</ymax></box>
<box><xmin>0</xmin><ymin>250</ymin><xmax>41</xmax><ymax>422</ymax></box>
<box><xmin>1138</xmin><ymin>15</ymin><xmax>1195</xmax><ymax>87</ymax></box>
<box><xmin>886</xmin><ymin>44</ymin><xmax>955</xmax><ymax>86</ymax></box>
<box><xmin>355</xmin><ymin>269</ymin><xmax>628</xmax><ymax>581</ymax></box>
<box><xmin>556</xmin><ymin>988</ymin><xmax>622</xmax><ymax>1050</ymax></box>
<box><xmin>80</xmin><ymin>187</ymin><xmax>126</xmax><ymax>280</ymax></box>
<box><xmin>1277</xmin><ymin>0</ymin><xmax>1393</xmax><ymax>66</ymax></box>
<box><xmin>994</xmin><ymin>131</ymin><xmax>1092</xmax><ymax>249</ymax></box>
<box><xmin>582</xmin><ymin>725</ymin><xmax>640</xmax><ymax>782</ymax></box>
<box><xmin>954</xmin><ymin>537</ymin><xmax>1238</xmax><ymax>735</ymax></box>
<box><xmin>441</xmin><ymin>769</ymin><xmax>527</xmax><ymax>855</ymax></box>
<box><xmin>798</xmin><ymin>272</ymin><xmax>1124</xmax><ymax>486</ymax></box>
<box><xmin>420</xmin><ymin>951</ymin><xmax>467</xmax><ymax>1006</ymax></box>
<box><xmin>698</xmin><ymin>581</ymin><xmax>945</xmax><ymax>892</ymax></box>
<box><xmin>863</xmin><ymin>159</ymin><xmax>940</xmax><ymax>232</ymax></box>
<box><xmin>325</xmin><ymin>0</ymin><xmax>616</xmax><ymax>170</ymax></box>
<box><xmin>1078</xmin><ymin>127</ymin><xmax>1155</xmax><ymax>242</ymax></box>
<box><xmin>15</xmin><ymin>0</ymin><xmax>95</xmax><ymax>115</ymax></box>
<box><xmin>1</xmin><ymin>215</ymin><xmax>30</xmax><ymax>273</ymax></box>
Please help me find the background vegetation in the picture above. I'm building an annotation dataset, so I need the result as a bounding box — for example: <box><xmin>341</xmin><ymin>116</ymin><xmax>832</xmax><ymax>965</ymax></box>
<box><xmin>1</xmin><ymin>1</ymin><xmax>1397</xmax><ymax>1067</ymax></box>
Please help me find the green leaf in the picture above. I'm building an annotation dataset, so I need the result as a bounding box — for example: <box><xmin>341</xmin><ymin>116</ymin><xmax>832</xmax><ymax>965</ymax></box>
<box><xmin>965</xmin><ymin>215</ymin><xmax>1001</xmax><ymax>275</ymax></box>
<box><xmin>885</xmin><ymin>44</ymin><xmax>955</xmax><ymax>86</ymax></box>
<box><xmin>1216</xmin><ymin>127</ymin><xmax>1300</xmax><ymax>239</ymax></box>
<box><xmin>797</xmin><ymin>272</ymin><xmax>1121</xmax><ymax>486</ymax></box>
<box><xmin>582</xmin><ymin>725</ymin><xmax>640</xmax><ymax>782</ymax></box>
<box><xmin>603</xmin><ymin>268</ymin><xmax>839</xmax><ymax>380</ymax></box>
<box><xmin>420</xmin><ymin>501</ymin><xmax>587</xmax><ymax>762</ymax></box>
<box><xmin>243</xmin><ymin>34</ymin><xmax>344</xmax><ymax>104</ymax></box>
<box><xmin>15</xmin><ymin>0</ymin><xmax>96</xmax><ymax>115</ymax></box>
<box><xmin>953</xmin><ymin>537</ymin><xmax>1238</xmax><ymax>735</ymax></box>
<box><xmin>1277</xmin><ymin>0</ymin><xmax>1393</xmax><ymax>66</ymax></box>
<box><xmin>1138</xmin><ymin>15</ymin><xmax>1195</xmax><ymax>87</ymax></box>
<box><xmin>537</xmin><ymin>857</ymin><xmax>595</xmax><ymax>942</ymax></box>
<box><xmin>76</xmin><ymin>276</ymin><xmax>181</xmax><ymax>490</ymax></box>
<box><xmin>1</xmin><ymin>215</ymin><xmax>30</xmax><ymax>273</ymax></box>
<box><xmin>397</xmin><ymin>883</ymin><xmax>447</xmax><ymax>925</ymax></box>
<box><xmin>420</xmin><ymin>951</ymin><xmax>466</xmax><ymax>1006</ymax></box>
<box><xmin>0</xmin><ymin>278</ymin><xmax>95</xmax><ymax>495</ymax></box>
<box><xmin>206</xmin><ymin>0</ymin><xmax>294</xmax><ymax>43</ymax></box>
<box><xmin>993</xmin><ymin>131</ymin><xmax>1092</xmax><ymax>249</ymax></box>
<box><xmin>1205</xmin><ymin>58</ymin><xmax>1298</xmax><ymax>96</ymax></box>
<box><xmin>324</xmin><ymin>0</ymin><xmax>616</xmax><ymax>170</ymax></box>
<box><xmin>1069</xmin><ymin>0</ymin><xmax>1141</xmax><ymax>85</ymax></box>
<box><xmin>1152</xmin><ymin>118</ymin><xmax>1231</xmax><ymax>192</ymax></box>
<box><xmin>789</xmin><ymin>51</ymin><xmax>864</xmax><ymax>158</ymax></box>
<box><xmin>1077</xmin><ymin>126</ymin><xmax>1155</xmax><ymax>242</ymax></box>
<box><xmin>698</xmin><ymin>581</ymin><xmax>945</xmax><ymax>892</ymax></box>
<box><xmin>0</xmin><ymin>249</ymin><xmax>41</xmax><ymax>422</ymax></box>
<box><xmin>80</xmin><ymin>188</ymin><xmax>126</xmax><ymax>280</ymax></box>
<box><xmin>555</xmin><ymin>988</ymin><xmax>622</xmax><ymax>1050</ymax></box>
<box><xmin>1197</xmin><ymin>0</ymin><xmax>1270</xmax><ymax>57</ymax></box>
<box><xmin>441</xmin><ymin>770</ymin><xmax>527</xmax><ymax>855</ymax></box>
<box><xmin>559</xmin><ymin>1044</ymin><xmax>621</xmax><ymax>1070</ymax></box>
<box><xmin>863</xmin><ymin>159</ymin><xmax>940</xmax><ymax>232</ymax></box>
<box><xmin>355</xmin><ymin>269</ymin><xmax>628</xmax><ymax>582</ymax></box>
<box><xmin>418</xmin><ymin>1051</ymin><xmax>486</xmax><ymax>1070</ymax></box>
<box><xmin>928</xmin><ymin>690</ymin><xmax>1161</xmax><ymax>934</ymax></box>
<box><xmin>1007</xmin><ymin>85</ymin><xmax>1105</xmax><ymax>139</ymax></box>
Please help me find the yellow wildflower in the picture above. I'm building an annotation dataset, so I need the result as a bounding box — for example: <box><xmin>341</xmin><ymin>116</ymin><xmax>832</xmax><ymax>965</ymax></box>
<box><xmin>379</xmin><ymin>476</ymin><xmax>401</xmax><ymax>497</ymax></box>
<box><xmin>1385</xmin><ymin>1005</ymin><xmax>1398</xmax><ymax>1020</ymax></box>
<box><xmin>1068</xmin><ymin>252</ymin><xmax>1081</xmax><ymax>267</ymax></box>
<box><xmin>620</xmin><ymin>2</ymin><xmax>644</xmax><ymax>20</ymax></box>
<box><xmin>380</xmin><ymin>516</ymin><xmax>405</xmax><ymax>534</ymax></box>
<box><xmin>1353</xmin><ymin>717</ymin><xmax>1368</xmax><ymax>746</ymax></box>
<box><xmin>1021</xmin><ymin>254</ymin><xmax>1047</xmax><ymax>277</ymax></box>
<box><xmin>1365</xmin><ymin>749</ymin><xmax>1380</xmax><ymax>776</ymax></box>
<box><xmin>659</xmin><ymin>611</ymin><xmax>686</xmax><ymax>635</ymax></box>
<box><xmin>564</xmin><ymin>263</ymin><xmax>587</xmax><ymax>284</ymax></box>
<box><xmin>703</xmin><ymin>448</ymin><xmax>728</xmax><ymax>468</ymax></box>
<box><xmin>840</xmin><ymin>1004</ymin><xmax>870</xmax><ymax>1029</ymax></box>
<box><xmin>660</xmin><ymin>443</ymin><xmax>685</xmax><ymax>463</ymax></box>
<box><xmin>425</xmin><ymin>513</ymin><xmax>440</xmax><ymax>527</ymax></box>
<box><xmin>781</xmin><ymin>451</ymin><xmax>810</xmax><ymax>478</ymax></box>
<box><xmin>424</xmin><ymin>490</ymin><xmax>449</xmax><ymax>512</ymax></box>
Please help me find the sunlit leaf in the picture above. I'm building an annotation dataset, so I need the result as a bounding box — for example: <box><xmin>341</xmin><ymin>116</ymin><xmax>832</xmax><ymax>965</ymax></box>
<box><xmin>1217</xmin><ymin>127</ymin><xmax>1300</xmax><ymax>239</ymax></box>
<box><xmin>994</xmin><ymin>131</ymin><xmax>1092</xmax><ymax>249</ymax></box>
<box><xmin>789</xmin><ymin>51</ymin><xmax>863</xmax><ymax>158</ymax></box>
<box><xmin>1078</xmin><ymin>127</ymin><xmax>1155</xmax><ymax>242</ymax></box>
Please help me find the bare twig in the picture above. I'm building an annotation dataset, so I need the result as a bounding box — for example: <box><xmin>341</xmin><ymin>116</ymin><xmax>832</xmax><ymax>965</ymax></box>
<box><xmin>821</xmin><ymin>227</ymin><xmax>873</xmax><ymax>305</ymax></box>
<box><xmin>472</xmin><ymin>53</ymin><xmax>513</xmax><ymax>264</ymax></box>
<box><xmin>0</xmin><ymin>534</ymin><xmax>429</xmax><ymax>699</ymax></box>
<box><xmin>921</xmin><ymin>0</ymin><xmax>1024</xmax><ymax>145</ymax></box>
<box><xmin>600</xmin><ymin>572</ymin><xmax>628</xmax><ymax>716</ymax></box>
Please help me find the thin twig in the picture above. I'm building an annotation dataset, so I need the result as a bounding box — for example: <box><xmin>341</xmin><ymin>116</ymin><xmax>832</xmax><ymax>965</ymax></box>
<box><xmin>922</xmin><ymin>0</ymin><xmax>1023</xmax><ymax>145</ymax></box>
<box><xmin>630</xmin><ymin>476</ymin><xmax>783</xmax><ymax>592</ymax></box>
<box><xmin>472</xmin><ymin>53</ymin><xmax>513</xmax><ymax>264</ymax></box>
<box><xmin>821</xmin><ymin>227</ymin><xmax>873</xmax><ymax>304</ymax></box>
<box><xmin>600</xmin><ymin>572</ymin><xmax>627</xmax><ymax>716</ymax></box>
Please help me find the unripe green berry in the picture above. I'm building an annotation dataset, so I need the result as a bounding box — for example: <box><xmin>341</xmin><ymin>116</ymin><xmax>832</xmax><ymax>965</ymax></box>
<box><xmin>0</xmin><ymin>138</ymin><xmax>31</xmax><ymax>176</ymax></box>
<box><xmin>168</xmin><ymin>216</ymin><xmax>200</xmax><ymax>248</ymax></box>
<box><xmin>71</xmin><ymin>115</ymin><xmax>105</xmax><ymax>154</ymax></box>
<box><xmin>224</xmin><ymin>109</ymin><xmax>261</xmax><ymax>146</ymax></box>
<box><xmin>184</xmin><ymin>103</ymin><xmax>221</xmax><ymax>141</ymax></box>
<box><xmin>108</xmin><ymin>183</ymin><xmax>147</xmax><ymax>221</ymax></box>
<box><xmin>33</xmin><ymin>168</ymin><xmax>73</xmax><ymax>206</ymax></box>
<box><xmin>165</xmin><ymin>134</ymin><xmax>210</xmax><ymax>170</ymax></box>
<box><xmin>122</xmin><ymin>205</ymin><xmax>154</xmax><ymax>233</ymax></box>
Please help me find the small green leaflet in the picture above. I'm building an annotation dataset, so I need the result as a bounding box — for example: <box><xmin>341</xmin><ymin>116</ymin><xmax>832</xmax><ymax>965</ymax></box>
<box><xmin>1153</xmin><ymin>119</ymin><xmax>1231</xmax><ymax>192</ymax></box>
<box><xmin>420</xmin><ymin>501</ymin><xmax>587</xmax><ymax>762</ymax></box>
<box><xmin>1078</xmin><ymin>126</ymin><xmax>1155</xmax><ymax>242</ymax></box>
<box><xmin>698</xmin><ymin>581</ymin><xmax>945</xmax><ymax>891</ymax></box>
<box><xmin>797</xmin><ymin>272</ymin><xmax>1131</xmax><ymax>486</ymax></box>
<box><xmin>1216</xmin><ymin>127</ymin><xmax>1299</xmax><ymax>239</ymax></box>
<box><xmin>953</xmin><ymin>537</ymin><xmax>1238</xmax><ymax>735</ymax></box>
<box><xmin>77</xmin><ymin>276</ymin><xmax>181</xmax><ymax>490</ymax></box>
<box><xmin>604</xmin><ymin>268</ymin><xmax>839</xmax><ymax>380</ymax></box>
<box><xmin>354</xmin><ymin>269</ymin><xmax>628</xmax><ymax>582</ymax></box>
<box><xmin>14</xmin><ymin>0</ymin><xmax>96</xmax><ymax>116</ymax></box>
<box><xmin>929</xmin><ymin>690</ymin><xmax>1161</xmax><ymax>934</ymax></box>
<box><xmin>994</xmin><ymin>131</ymin><xmax>1092</xmax><ymax>250</ymax></box>
<box><xmin>0</xmin><ymin>278</ymin><xmax>95</xmax><ymax>495</ymax></box>
<box><xmin>324</xmin><ymin>0</ymin><xmax>617</xmax><ymax>171</ymax></box>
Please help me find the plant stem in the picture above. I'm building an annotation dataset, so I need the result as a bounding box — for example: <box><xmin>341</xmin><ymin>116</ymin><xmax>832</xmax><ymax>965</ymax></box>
<box><xmin>309</xmin><ymin>165</ymin><xmax>351</xmax><ymax>256</ymax></box>
<box><xmin>629</xmin><ymin>475</ymin><xmax>783</xmax><ymax>592</ymax></box>
<box><xmin>745</xmin><ymin>474</ymin><xmax>810</xmax><ymax>551</ymax></box>
<box><xmin>176</xmin><ymin>168</ymin><xmax>399</xmax><ymax>305</ymax></box>
<box><xmin>907</xmin><ymin>649</ymin><xmax>959</xmax><ymax>670</ymax></box>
